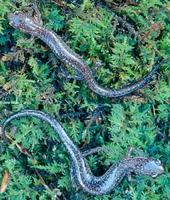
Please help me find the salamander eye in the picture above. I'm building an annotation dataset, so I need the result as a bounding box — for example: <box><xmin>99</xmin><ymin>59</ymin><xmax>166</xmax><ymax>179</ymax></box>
<box><xmin>156</xmin><ymin>159</ymin><xmax>161</xmax><ymax>165</ymax></box>
<box><xmin>14</xmin><ymin>11</ymin><xmax>20</xmax><ymax>15</ymax></box>
<box><xmin>8</xmin><ymin>12</ymin><xmax>24</xmax><ymax>28</ymax></box>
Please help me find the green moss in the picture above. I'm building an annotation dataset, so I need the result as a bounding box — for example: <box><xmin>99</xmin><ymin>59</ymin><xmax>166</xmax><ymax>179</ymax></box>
<box><xmin>0</xmin><ymin>0</ymin><xmax>169</xmax><ymax>199</ymax></box>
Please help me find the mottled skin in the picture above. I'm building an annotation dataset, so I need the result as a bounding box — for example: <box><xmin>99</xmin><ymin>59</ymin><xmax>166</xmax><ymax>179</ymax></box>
<box><xmin>8</xmin><ymin>11</ymin><xmax>164</xmax><ymax>98</ymax></box>
<box><xmin>1</xmin><ymin>110</ymin><xmax>164</xmax><ymax>195</ymax></box>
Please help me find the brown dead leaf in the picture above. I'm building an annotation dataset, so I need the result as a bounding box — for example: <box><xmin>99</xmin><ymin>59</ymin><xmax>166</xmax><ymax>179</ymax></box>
<box><xmin>0</xmin><ymin>170</ymin><xmax>10</xmax><ymax>193</ymax></box>
<box><xmin>3</xmin><ymin>83</ymin><xmax>12</xmax><ymax>91</ymax></box>
<box><xmin>1</xmin><ymin>54</ymin><xmax>13</xmax><ymax>62</ymax></box>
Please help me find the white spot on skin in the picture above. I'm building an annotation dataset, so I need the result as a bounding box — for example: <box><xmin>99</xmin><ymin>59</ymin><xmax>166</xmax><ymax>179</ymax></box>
<box><xmin>25</xmin><ymin>18</ymin><xmax>40</xmax><ymax>31</ymax></box>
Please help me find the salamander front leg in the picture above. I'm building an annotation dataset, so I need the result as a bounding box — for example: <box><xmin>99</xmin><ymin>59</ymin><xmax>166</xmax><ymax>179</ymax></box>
<box><xmin>127</xmin><ymin>171</ymin><xmax>134</xmax><ymax>183</ymax></box>
<box><xmin>31</xmin><ymin>1</ymin><xmax>43</xmax><ymax>26</ymax></box>
<box><xmin>126</xmin><ymin>146</ymin><xmax>145</xmax><ymax>158</ymax></box>
<box><xmin>126</xmin><ymin>147</ymin><xmax>145</xmax><ymax>183</ymax></box>
<box><xmin>59</xmin><ymin>64</ymin><xmax>83</xmax><ymax>80</ymax></box>
<box><xmin>23</xmin><ymin>1</ymin><xmax>43</xmax><ymax>42</ymax></box>
<box><xmin>59</xmin><ymin>59</ymin><xmax>102</xmax><ymax>81</ymax></box>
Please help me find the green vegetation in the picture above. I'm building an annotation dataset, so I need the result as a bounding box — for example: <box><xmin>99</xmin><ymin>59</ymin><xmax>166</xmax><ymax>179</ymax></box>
<box><xmin>0</xmin><ymin>0</ymin><xmax>170</xmax><ymax>199</ymax></box>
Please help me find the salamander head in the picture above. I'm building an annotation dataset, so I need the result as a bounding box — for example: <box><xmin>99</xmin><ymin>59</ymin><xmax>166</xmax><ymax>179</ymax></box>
<box><xmin>134</xmin><ymin>158</ymin><xmax>164</xmax><ymax>178</ymax></box>
<box><xmin>8</xmin><ymin>11</ymin><xmax>40</xmax><ymax>34</ymax></box>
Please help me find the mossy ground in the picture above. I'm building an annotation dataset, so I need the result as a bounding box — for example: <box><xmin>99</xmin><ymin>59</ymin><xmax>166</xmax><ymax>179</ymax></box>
<box><xmin>0</xmin><ymin>0</ymin><xmax>170</xmax><ymax>199</ymax></box>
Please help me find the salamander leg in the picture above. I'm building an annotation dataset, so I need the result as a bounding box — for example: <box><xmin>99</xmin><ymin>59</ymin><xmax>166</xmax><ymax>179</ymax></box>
<box><xmin>25</xmin><ymin>1</ymin><xmax>43</xmax><ymax>26</ymax></box>
<box><xmin>59</xmin><ymin>59</ymin><xmax>103</xmax><ymax>81</ymax></box>
<box><xmin>59</xmin><ymin>64</ymin><xmax>83</xmax><ymax>80</ymax></box>
<box><xmin>126</xmin><ymin>146</ymin><xmax>133</xmax><ymax>158</ymax></box>
<box><xmin>31</xmin><ymin>1</ymin><xmax>43</xmax><ymax>26</ymax></box>
<box><xmin>126</xmin><ymin>146</ymin><xmax>145</xmax><ymax>158</ymax></box>
<box><xmin>82</xmin><ymin>146</ymin><xmax>106</xmax><ymax>157</ymax></box>
<box><xmin>92</xmin><ymin>59</ymin><xmax>102</xmax><ymax>74</ymax></box>
<box><xmin>126</xmin><ymin>147</ymin><xmax>145</xmax><ymax>183</ymax></box>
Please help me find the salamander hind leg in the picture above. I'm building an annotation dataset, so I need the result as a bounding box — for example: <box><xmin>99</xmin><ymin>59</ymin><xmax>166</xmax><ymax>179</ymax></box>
<box><xmin>82</xmin><ymin>146</ymin><xmax>106</xmax><ymax>157</ymax></box>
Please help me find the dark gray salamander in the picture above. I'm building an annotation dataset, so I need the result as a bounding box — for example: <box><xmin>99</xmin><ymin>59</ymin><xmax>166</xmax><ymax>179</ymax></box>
<box><xmin>8</xmin><ymin>11</ymin><xmax>165</xmax><ymax>98</ymax></box>
<box><xmin>1</xmin><ymin>110</ymin><xmax>164</xmax><ymax>195</ymax></box>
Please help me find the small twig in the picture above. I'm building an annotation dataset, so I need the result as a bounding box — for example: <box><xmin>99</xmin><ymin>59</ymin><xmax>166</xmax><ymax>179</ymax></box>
<box><xmin>34</xmin><ymin>169</ymin><xmax>50</xmax><ymax>191</ymax></box>
<box><xmin>2</xmin><ymin>128</ymin><xmax>55</xmax><ymax>194</ymax></box>
<box><xmin>5</xmin><ymin>133</ymin><xmax>32</xmax><ymax>157</ymax></box>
